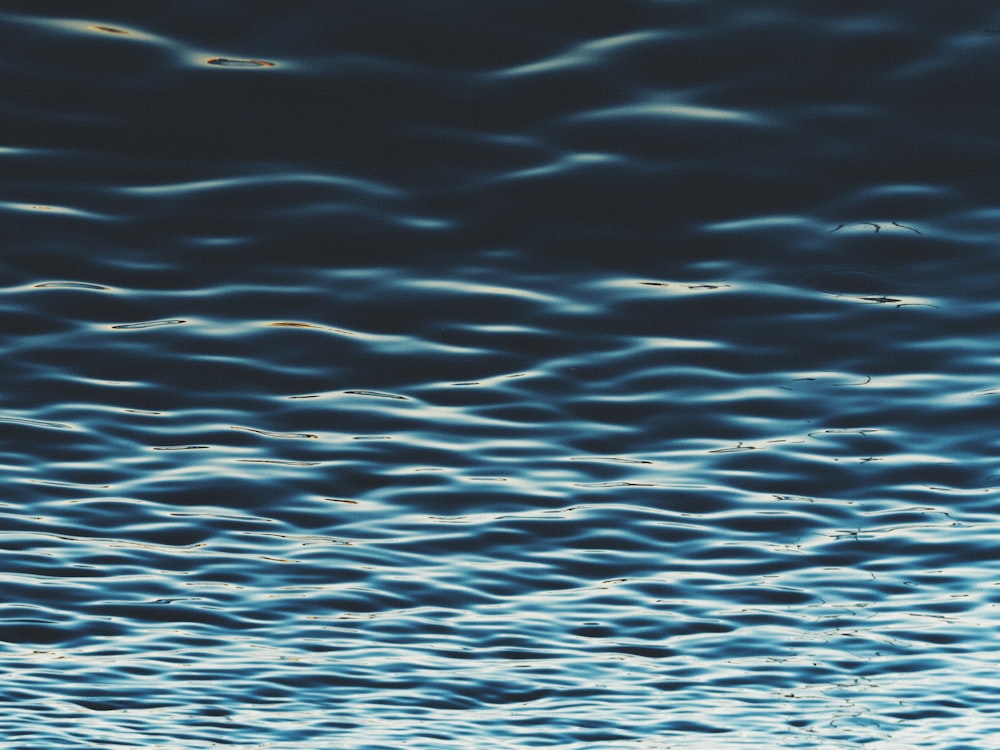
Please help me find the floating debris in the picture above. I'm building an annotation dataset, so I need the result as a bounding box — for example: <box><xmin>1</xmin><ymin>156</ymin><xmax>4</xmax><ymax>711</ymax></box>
<box><xmin>828</xmin><ymin>221</ymin><xmax>921</xmax><ymax>234</ymax></box>
<box><xmin>33</xmin><ymin>280</ymin><xmax>111</xmax><ymax>291</ymax></box>
<box><xmin>236</xmin><ymin>459</ymin><xmax>320</xmax><ymax>466</ymax></box>
<box><xmin>231</xmin><ymin>425</ymin><xmax>317</xmax><ymax>439</ymax></box>
<box><xmin>345</xmin><ymin>390</ymin><xmax>408</xmax><ymax>400</ymax></box>
<box><xmin>709</xmin><ymin>441</ymin><xmax>756</xmax><ymax>454</ymax></box>
<box><xmin>206</xmin><ymin>57</ymin><xmax>275</xmax><ymax>68</ymax></box>
<box><xmin>111</xmin><ymin>319</ymin><xmax>186</xmax><ymax>330</ymax></box>
<box><xmin>0</xmin><ymin>416</ymin><xmax>72</xmax><ymax>430</ymax></box>
<box><xmin>267</xmin><ymin>321</ymin><xmax>354</xmax><ymax>335</ymax></box>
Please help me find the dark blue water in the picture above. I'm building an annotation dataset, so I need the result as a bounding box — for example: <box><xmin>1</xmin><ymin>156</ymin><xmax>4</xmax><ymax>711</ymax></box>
<box><xmin>3</xmin><ymin>2</ymin><xmax>1000</xmax><ymax>747</ymax></box>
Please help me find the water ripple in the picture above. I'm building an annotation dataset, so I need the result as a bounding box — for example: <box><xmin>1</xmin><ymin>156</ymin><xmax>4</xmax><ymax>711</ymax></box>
<box><xmin>3</xmin><ymin>1</ymin><xmax>1000</xmax><ymax>748</ymax></box>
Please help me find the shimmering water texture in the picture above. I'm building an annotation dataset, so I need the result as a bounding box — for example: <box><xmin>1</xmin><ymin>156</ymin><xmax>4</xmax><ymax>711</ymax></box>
<box><xmin>3</xmin><ymin>2</ymin><xmax>1000</xmax><ymax>749</ymax></box>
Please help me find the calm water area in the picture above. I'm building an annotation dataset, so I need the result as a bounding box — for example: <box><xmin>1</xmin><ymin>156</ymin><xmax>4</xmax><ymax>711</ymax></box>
<box><xmin>2</xmin><ymin>2</ymin><xmax>1000</xmax><ymax>748</ymax></box>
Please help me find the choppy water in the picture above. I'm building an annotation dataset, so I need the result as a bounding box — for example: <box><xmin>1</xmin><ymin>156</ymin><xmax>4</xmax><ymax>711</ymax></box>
<box><xmin>3</xmin><ymin>2</ymin><xmax>1000</xmax><ymax>748</ymax></box>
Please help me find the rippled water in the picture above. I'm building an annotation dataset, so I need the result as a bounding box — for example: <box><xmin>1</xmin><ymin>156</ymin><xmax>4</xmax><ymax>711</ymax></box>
<box><xmin>3</xmin><ymin>2</ymin><xmax>1000</xmax><ymax>748</ymax></box>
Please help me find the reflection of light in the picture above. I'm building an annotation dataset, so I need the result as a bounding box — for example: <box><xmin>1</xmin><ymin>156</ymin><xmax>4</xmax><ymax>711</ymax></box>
<box><xmin>499</xmin><ymin>30</ymin><xmax>674</xmax><ymax>77</ymax></box>
<box><xmin>578</xmin><ymin>101</ymin><xmax>769</xmax><ymax>126</ymax></box>
<box><xmin>121</xmin><ymin>172</ymin><xmax>399</xmax><ymax>199</ymax></box>
<box><xmin>409</xmin><ymin>279</ymin><xmax>560</xmax><ymax>305</ymax></box>
<box><xmin>1</xmin><ymin>201</ymin><xmax>112</xmax><ymax>221</ymax></box>
<box><xmin>501</xmin><ymin>151</ymin><xmax>619</xmax><ymax>182</ymax></box>
<box><xmin>704</xmin><ymin>216</ymin><xmax>811</xmax><ymax>233</ymax></box>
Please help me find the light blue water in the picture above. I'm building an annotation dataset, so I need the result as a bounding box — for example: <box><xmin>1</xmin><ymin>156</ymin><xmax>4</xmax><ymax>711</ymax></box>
<box><xmin>2</xmin><ymin>2</ymin><xmax>1000</xmax><ymax>748</ymax></box>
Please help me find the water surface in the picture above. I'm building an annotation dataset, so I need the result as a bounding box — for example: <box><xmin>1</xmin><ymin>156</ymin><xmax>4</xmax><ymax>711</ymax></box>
<box><xmin>2</xmin><ymin>2</ymin><xmax>999</xmax><ymax>748</ymax></box>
